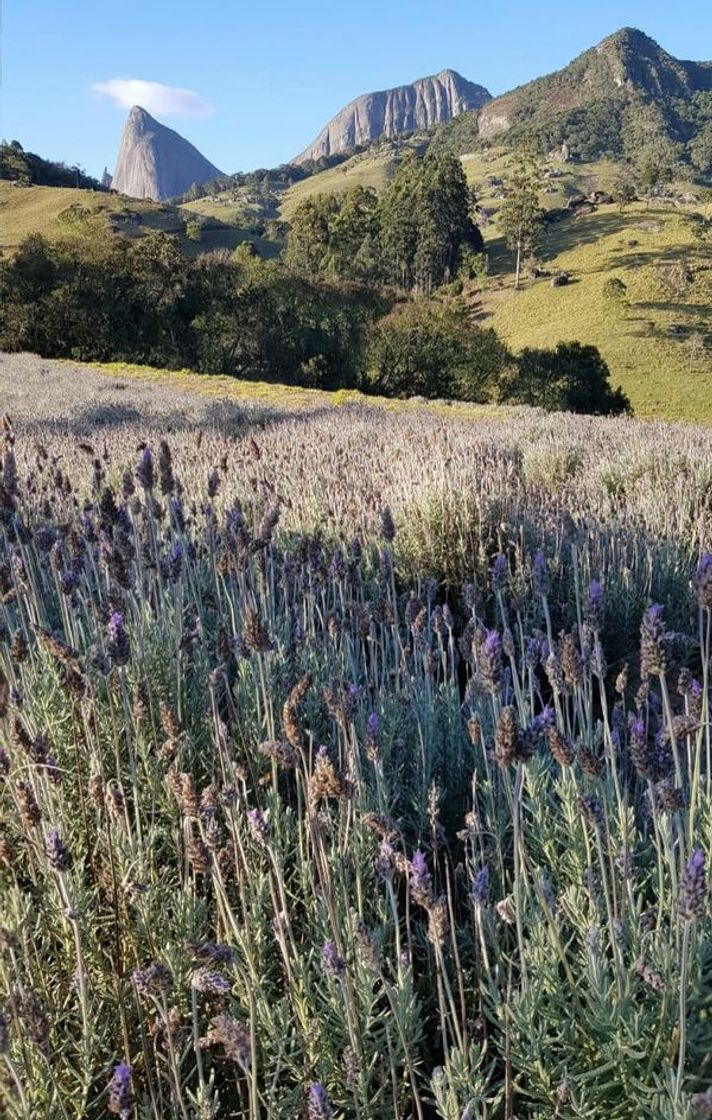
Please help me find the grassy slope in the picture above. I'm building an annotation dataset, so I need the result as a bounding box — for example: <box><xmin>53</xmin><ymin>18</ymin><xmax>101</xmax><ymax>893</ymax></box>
<box><xmin>0</xmin><ymin>182</ymin><xmax>277</xmax><ymax>258</ymax></box>
<box><xmin>278</xmin><ymin>148</ymin><xmax>711</xmax><ymax>423</ymax></box>
<box><xmin>476</xmin><ymin>202</ymin><xmax>712</xmax><ymax>423</ymax></box>
<box><xmin>0</xmin><ymin>183</ymin><xmax>182</xmax><ymax>251</ymax></box>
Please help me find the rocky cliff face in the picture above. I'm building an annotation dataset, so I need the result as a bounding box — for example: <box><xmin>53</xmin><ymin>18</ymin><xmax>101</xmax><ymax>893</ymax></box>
<box><xmin>293</xmin><ymin>69</ymin><xmax>491</xmax><ymax>164</ymax></box>
<box><xmin>111</xmin><ymin>106</ymin><xmax>222</xmax><ymax>201</ymax></box>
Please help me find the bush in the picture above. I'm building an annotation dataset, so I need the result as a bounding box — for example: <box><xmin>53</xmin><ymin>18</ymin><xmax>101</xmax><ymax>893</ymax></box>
<box><xmin>602</xmin><ymin>277</ymin><xmax>627</xmax><ymax>303</ymax></box>
<box><xmin>184</xmin><ymin>219</ymin><xmax>202</xmax><ymax>243</ymax></box>
<box><xmin>499</xmin><ymin>341</ymin><xmax>632</xmax><ymax>415</ymax></box>
<box><xmin>366</xmin><ymin>300</ymin><xmax>510</xmax><ymax>401</ymax></box>
<box><xmin>0</xmin><ymin>232</ymin><xmax>387</xmax><ymax>388</ymax></box>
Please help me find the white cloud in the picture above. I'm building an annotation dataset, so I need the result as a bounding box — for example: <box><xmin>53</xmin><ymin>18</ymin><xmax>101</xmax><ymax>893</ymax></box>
<box><xmin>92</xmin><ymin>79</ymin><xmax>214</xmax><ymax>119</ymax></box>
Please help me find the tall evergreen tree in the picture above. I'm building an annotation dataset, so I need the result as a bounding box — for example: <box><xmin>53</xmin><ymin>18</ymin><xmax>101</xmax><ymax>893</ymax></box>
<box><xmin>499</xmin><ymin>159</ymin><xmax>544</xmax><ymax>290</ymax></box>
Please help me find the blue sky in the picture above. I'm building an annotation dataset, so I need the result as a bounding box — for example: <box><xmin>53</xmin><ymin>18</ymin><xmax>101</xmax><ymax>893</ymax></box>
<box><xmin>3</xmin><ymin>0</ymin><xmax>710</xmax><ymax>177</ymax></box>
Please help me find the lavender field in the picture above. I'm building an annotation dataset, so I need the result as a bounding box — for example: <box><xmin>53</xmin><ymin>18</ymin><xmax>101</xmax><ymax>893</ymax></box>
<box><xmin>0</xmin><ymin>356</ymin><xmax>711</xmax><ymax>1119</ymax></box>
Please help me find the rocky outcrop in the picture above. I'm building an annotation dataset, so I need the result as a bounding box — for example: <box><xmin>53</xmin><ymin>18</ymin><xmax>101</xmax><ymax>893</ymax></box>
<box><xmin>111</xmin><ymin>106</ymin><xmax>222</xmax><ymax>201</ymax></box>
<box><xmin>293</xmin><ymin>69</ymin><xmax>491</xmax><ymax>164</ymax></box>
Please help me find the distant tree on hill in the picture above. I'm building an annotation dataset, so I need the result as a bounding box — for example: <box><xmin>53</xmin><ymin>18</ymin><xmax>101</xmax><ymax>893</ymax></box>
<box><xmin>286</xmin><ymin>152</ymin><xmax>482</xmax><ymax>293</ymax></box>
<box><xmin>367</xmin><ymin>299</ymin><xmax>509</xmax><ymax>400</ymax></box>
<box><xmin>378</xmin><ymin>151</ymin><xmax>482</xmax><ymax>293</ymax></box>
<box><xmin>636</xmin><ymin>146</ymin><xmax>676</xmax><ymax>207</ymax></box>
<box><xmin>327</xmin><ymin>186</ymin><xmax>380</xmax><ymax>281</ymax></box>
<box><xmin>689</xmin><ymin>122</ymin><xmax>712</xmax><ymax>176</ymax></box>
<box><xmin>499</xmin><ymin>159</ymin><xmax>544</xmax><ymax>290</ymax></box>
<box><xmin>499</xmin><ymin>341</ymin><xmax>631</xmax><ymax>414</ymax></box>
<box><xmin>0</xmin><ymin>140</ymin><xmax>103</xmax><ymax>190</ymax></box>
<box><xmin>284</xmin><ymin>194</ymin><xmax>340</xmax><ymax>276</ymax></box>
<box><xmin>612</xmin><ymin>174</ymin><xmax>637</xmax><ymax>211</ymax></box>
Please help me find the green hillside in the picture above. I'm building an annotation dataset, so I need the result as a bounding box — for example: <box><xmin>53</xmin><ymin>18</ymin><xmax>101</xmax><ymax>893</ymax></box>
<box><xmin>0</xmin><ymin>182</ymin><xmax>277</xmax><ymax>257</ymax></box>
<box><xmin>475</xmin><ymin>202</ymin><xmax>712</xmax><ymax>422</ymax></box>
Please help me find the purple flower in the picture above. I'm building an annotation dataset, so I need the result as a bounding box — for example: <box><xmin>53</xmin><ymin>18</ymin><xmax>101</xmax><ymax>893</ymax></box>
<box><xmin>107</xmin><ymin>612</ymin><xmax>130</xmax><ymax>668</ymax></box>
<box><xmin>532</xmin><ymin>550</ymin><xmax>550</xmax><ymax>598</ymax></box>
<box><xmin>192</xmin><ymin>968</ymin><xmax>231</xmax><ymax>995</ymax></box>
<box><xmin>207</xmin><ymin>469</ymin><xmax>220</xmax><ymax>499</ymax></box>
<box><xmin>471</xmin><ymin>865</ymin><xmax>490</xmax><ymax>905</ymax></box>
<box><xmin>45</xmin><ymin>828</ymin><xmax>72</xmax><ymax>873</ymax></box>
<box><xmin>379</xmin><ymin>548</ymin><xmax>393</xmax><ymax>577</ymax></box>
<box><xmin>188</xmin><ymin>941</ymin><xmax>235</xmax><ymax>965</ymax></box>
<box><xmin>679</xmin><ymin>848</ymin><xmax>708</xmax><ymax>921</ymax></box>
<box><xmin>585</xmin><ymin>579</ymin><xmax>604</xmax><ymax>629</ymax></box>
<box><xmin>247</xmin><ymin>807</ymin><xmax>270</xmax><ymax>847</ymax></box>
<box><xmin>530</xmin><ymin>706</ymin><xmax>555</xmax><ymax>737</ymax></box>
<box><xmin>135</xmin><ymin>447</ymin><xmax>154</xmax><ymax>490</ymax></box>
<box><xmin>132</xmin><ymin>961</ymin><xmax>173</xmax><ymax>997</ymax></box>
<box><xmin>308</xmin><ymin>1082</ymin><xmax>333</xmax><ymax>1120</ymax></box>
<box><xmin>108</xmin><ymin>1060</ymin><xmax>133</xmax><ymax>1118</ymax></box>
<box><xmin>480</xmin><ymin>630</ymin><xmax>503</xmax><ymax>693</ymax></box>
<box><xmin>491</xmin><ymin>553</ymin><xmax>508</xmax><ymax>593</ymax></box>
<box><xmin>693</xmin><ymin>553</ymin><xmax>712</xmax><ymax>610</ymax></box>
<box><xmin>321</xmin><ymin>940</ymin><xmax>346</xmax><ymax>978</ymax></box>
<box><xmin>409</xmin><ymin>848</ymin><xmax>433</xmax><ymax>907</ymax></box>
<box><xmin>169</xmin><ymin>541</ymin><xmax>183</xmax><ymax>580</ymax></box>
<box><xmin>366</xmin><ymin>711</ymin><xmax>379</xmax><ymax>742</ymax></box>
<box><xmin>640</xmin><ymin>604</ymin><xmax>666</xmax><ymax>677</ymax></box>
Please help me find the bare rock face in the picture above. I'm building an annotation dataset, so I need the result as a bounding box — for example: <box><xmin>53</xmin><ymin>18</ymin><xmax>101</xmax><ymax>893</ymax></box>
<box><xmin>111</xmin><ymin>106</ymin><xmax>222</xmax><ymax>201</ymax></box>
<box><xmin>293</xmin><ymin>69</ymin><xmax>491</xmax><ymax>164</ymax></box>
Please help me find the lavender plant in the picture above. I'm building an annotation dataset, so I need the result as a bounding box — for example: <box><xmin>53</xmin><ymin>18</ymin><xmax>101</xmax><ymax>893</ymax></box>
<box><xmin>0</xmin><ymin>395</ymin><xmax>710</xmax><ymax>1119</ymax></box>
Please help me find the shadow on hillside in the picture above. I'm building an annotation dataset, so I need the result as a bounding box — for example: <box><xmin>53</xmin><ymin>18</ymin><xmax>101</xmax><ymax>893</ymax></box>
<box><xmin>543</xmin><ymin>211</ymin><xmax>633</xmax><ymax>256</ymax></box>
<box><xmin>635</xmin><ymin>299</ymin><xmax>710</xmax><ymax>320</ymax></box>
<box><xmin>609</xmin><ymin>247</ymin><xmax>699</xmax><ymax>272</ymax></box>
<box><xmin>10</xmin><ymin>395</ymin><xmax>383</xmax><ymax>442</ymax></box>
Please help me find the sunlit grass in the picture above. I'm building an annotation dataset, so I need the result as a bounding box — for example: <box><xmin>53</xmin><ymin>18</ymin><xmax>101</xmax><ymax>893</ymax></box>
<box><xmin>477</xmin><ymin>203</ymin><xmax>712</xmax><ymax>422</ymax></box>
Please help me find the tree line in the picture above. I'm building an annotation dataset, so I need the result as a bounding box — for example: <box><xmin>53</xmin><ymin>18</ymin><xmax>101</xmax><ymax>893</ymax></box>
<box><xmin>0</xmin><ymin>140</ymin><xmax>103</xmax><ymax>191</ymax></box>
<box><xmin>285</xmin><ymin>151</ymin><xmax>483</xmax><ymax>294</ymax></box>
<box><xmin>0</xmin><ymin>223</ymin><xmax>629</xmax><ymax>415</ymax></box>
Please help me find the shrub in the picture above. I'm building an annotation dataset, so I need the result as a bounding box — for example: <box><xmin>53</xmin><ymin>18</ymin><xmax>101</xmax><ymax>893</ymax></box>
<box><xmin>366</xmin><ymin>300</ymin><xmax>510</xmax><ymax>401</ymax></box>
<box><xmin>499</xmin><ymin>341</ymin><xmax>632</xmax><ymax>415</ymax></box>
<box><xmin>184</xmin><ymin>219</ymin><xmax>203</xmax><ymax>242</ymax></box>
<box><xmin>602</xmin><ymin>276</ymin><xmax>627</xmax><ymax>303</ymax></box>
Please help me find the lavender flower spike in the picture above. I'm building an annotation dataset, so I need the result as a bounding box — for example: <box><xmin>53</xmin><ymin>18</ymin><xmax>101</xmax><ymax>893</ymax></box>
<box><xmin>321</xmin><ymin>940</ymin><xmax>346</xmax><ymax>978</ymax></box>
<box><xmin>108</xmin><ymin>1060</ymin><xmax>133</xmax><ymax>1118</ymax></box>
<box><xmin>679</xmin><ymin>848</ymin><xmax>708</xmax><ymax>921</ymax></box>
<box><xmin>409</xmin><ymin>848</ymin><xmax>433</xmax><ymax>908</ymax></box>
<box><xmin>192</xmin><ymin>967</ymin><xmax>232</xmax><ymax>995</ymax></box>
<box><xmin>585</xmin><ymin>579</ymin><xmax>604</xmax><ymax>630</ymax></box>
<box><xmin>694</xmin><ymin>553</ymin><xmax>712</xmax><ymax>610</ymax></box>
<box><xmin>308</xmin><ymin>1082</ymin><xmax>333</xmax><ymax>1120</ymax></box>
<box><xmin>532</xmin><ymin>550</ymin><xmax>551</xmax><ymax>598</ymax></box>
<box><xmin>107</xmin><ymin>612</ymin><xmax>130</xmax><ymax>668</ymax></box>
<box><xmin>45</xmin><ymin>828</ymin><xmax>72</xmax><ymax>873</ymax></box>
<box><xmin>471</xmin><ymin>865</ymin><xmax>490</xmax><ymax>905</ymax></box>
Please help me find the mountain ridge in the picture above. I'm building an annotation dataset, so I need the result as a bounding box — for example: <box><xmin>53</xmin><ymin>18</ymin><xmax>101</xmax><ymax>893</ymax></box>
<box><xmin>292</xmin><ymin>68</ymin><xmax>491</xmax><ymax>164</ymax></box>
<box><xmin>474</xmin><ymin>27</ymin><xmax>712</xmax><ymax>148</ymax></box>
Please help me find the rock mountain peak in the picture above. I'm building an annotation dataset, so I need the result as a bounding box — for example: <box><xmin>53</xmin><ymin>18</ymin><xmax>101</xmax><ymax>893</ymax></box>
<box><xmin>292</xmin><ymin>68</ymin><xmax>491</xmax><ymax>164</ymax></box>
<box><xmin>111</xmin><ymin>106</ymin><xmax>222</xmax><ymax>201</ymax></box>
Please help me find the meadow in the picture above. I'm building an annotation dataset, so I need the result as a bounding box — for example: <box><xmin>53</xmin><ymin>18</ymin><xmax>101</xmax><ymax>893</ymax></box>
<box><xmin>0</xmin><ymin>182</ymin><xmax>273</xmax><ymax>259</ymax></box>
<box><xmin>0</xmin><ymin>355</ymin><xmax>711</xmax><ymax>1119</ymax></box>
